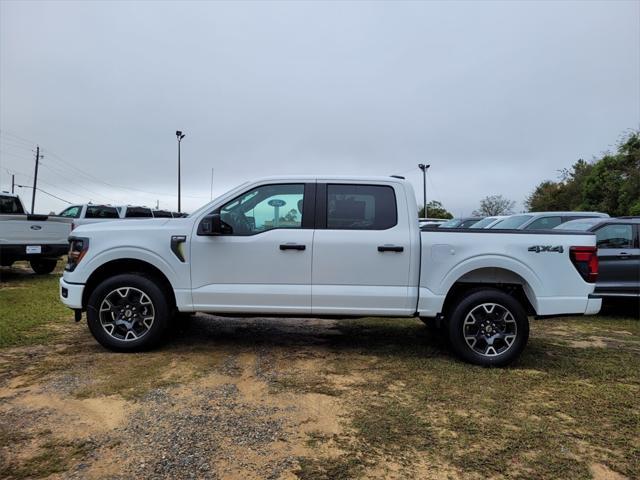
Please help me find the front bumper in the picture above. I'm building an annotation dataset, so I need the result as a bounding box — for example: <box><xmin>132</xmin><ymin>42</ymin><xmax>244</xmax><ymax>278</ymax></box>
<box><xmin>60</xmin><ymin>277</ymin><xmax>84</xmax><ymax>309</ymax></box>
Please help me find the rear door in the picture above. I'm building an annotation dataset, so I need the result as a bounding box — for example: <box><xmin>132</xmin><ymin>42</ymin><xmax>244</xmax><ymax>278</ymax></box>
<box><xmin>311</xmin><ymin>182</ymin><xmax>414</xmax><ymax>315</ymax></box>
<box><xmin>594</xmin><ymin>223</ymin><xmax>639</xmax><ymax>295</ymax></box>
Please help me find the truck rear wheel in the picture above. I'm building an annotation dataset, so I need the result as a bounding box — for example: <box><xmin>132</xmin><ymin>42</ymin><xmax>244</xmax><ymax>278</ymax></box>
<box><xmin>30</xmin><ymin>258</ymin><xmax>58</xmax><ymax>274</ymax></box>
<box><xmin>446</xmin><ymin>288</ymin><xmax>529</xmax><ymax>367</ymax></box>
<box><xmin>86</xmin><ymin>273</ymin><xmax>170</xmax><ymax>352</ymax></box>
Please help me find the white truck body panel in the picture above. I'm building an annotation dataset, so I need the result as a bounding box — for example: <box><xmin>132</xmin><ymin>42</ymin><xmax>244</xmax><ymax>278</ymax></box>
<box><xmin>60</xmin><ymin>176</ymin><xmax>601</xmax><ymax>320</ymax></box>
<box><xmin>0</xmin><ymin>193</ymin><xmax>72</xmax><ymax>266</ymax></box>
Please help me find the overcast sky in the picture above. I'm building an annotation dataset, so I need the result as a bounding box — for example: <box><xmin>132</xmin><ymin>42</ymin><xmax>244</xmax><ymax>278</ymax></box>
<box><xmin>1</xmin><ymin>0</ymin><xmax>638</xmax><ymax>215</ymax></box>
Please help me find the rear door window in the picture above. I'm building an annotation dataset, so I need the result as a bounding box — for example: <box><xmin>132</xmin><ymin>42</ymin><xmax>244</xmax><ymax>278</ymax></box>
<box><xmin>326</xmin><ymin>184</ymin><xmax>397</xmax><ymax>230</ymax></box>
<box><xmin>595</xmin><ymin>224</ymin><xmax>634</xmax><ymax>249</ymax></box>
<box><xmin>524</xmin><ymin>216</ymin><xmax>563</xmax><ymax>230</ymax></box>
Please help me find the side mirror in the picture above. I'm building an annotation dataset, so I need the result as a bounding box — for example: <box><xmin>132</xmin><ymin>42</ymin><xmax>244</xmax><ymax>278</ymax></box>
<box><xmin>197</xmin><ymin>213</ymin><xmax>223</xmax><ymax>236</ymax></box>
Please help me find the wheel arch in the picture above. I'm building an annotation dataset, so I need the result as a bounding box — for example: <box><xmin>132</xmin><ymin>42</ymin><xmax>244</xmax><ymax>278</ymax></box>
<box><xmin>440</xmin><ymin>267</ymin><xmax>538</xmax><ymax>318</ymax></box>
<box><xmin>82</xmin><ymin>258</ymin><xmax>176</xmax><ymax>310</ymax></box>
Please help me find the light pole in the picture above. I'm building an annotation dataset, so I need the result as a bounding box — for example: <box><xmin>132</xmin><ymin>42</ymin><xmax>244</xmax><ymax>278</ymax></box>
<box><xmin>418</xmin><ymin>163</ymin><xmax>430</xmax><ymax>218</ymax></box>
<box><xmin>176</xmin><ymin>130</ymin><xmax>185</xmax><ymax>212</ymax></box>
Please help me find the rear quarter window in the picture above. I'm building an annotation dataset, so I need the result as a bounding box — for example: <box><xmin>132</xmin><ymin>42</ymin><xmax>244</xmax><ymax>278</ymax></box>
<box><xmin>85</xmin><ymin>206</ymin><xmax>119</xmax><ymax>218</ymax></box>
<box><xmin>0</xmin><ymin>196</ymin><xmax>25</xmax><ymax>214</ymax></box>
<box><xmin>327</xmin><ymin>184</ymin><xmax>397</xmax><ymax>230</ymax></box>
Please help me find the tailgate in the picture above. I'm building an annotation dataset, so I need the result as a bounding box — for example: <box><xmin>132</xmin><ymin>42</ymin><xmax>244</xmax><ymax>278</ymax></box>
<box><xmin>0</xmin><ymin>215</ymin><xmax>72</xmax><ymax>245</ymax></box>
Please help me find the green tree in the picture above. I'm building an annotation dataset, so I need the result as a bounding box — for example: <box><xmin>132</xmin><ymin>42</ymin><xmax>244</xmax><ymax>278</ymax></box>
<box><xmin>526</xmin><ymin>131</ymin><xmax>639</xmax><ymax>216</ymax></box>
<box><xmin>419</xmin><ymin>200</ymin><xmax>453</xmax><ymax>219</ymax></box>
<box><xmin>525</xmin><ymin>159</ymin><xmax>593</xmax><ymax>211</ymax></box>
<box><xmin>473</xmin><ymin>195</ymin><xmax>515</xmax><ymax>216</ymax></box>
<box><xmin>581</xmin><ymin>133</ymin><xmax>640</xmax><ymax>216</ymax></box>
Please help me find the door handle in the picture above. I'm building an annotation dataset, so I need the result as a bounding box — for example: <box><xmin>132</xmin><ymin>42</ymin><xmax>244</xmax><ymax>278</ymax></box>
<box><xmin>280</xmin><ymin>244</ymin><xmax>306</xmax><ymax>251</ymax></box>
<box><xmin>378</xmin><ymin>245</ymin><xmax>404</xmax><ymax>253</ymax></box>
<box><xmin>618</xmin><ymin>252</ymin><xmax>630</xmax><ymax>258</ymax></box>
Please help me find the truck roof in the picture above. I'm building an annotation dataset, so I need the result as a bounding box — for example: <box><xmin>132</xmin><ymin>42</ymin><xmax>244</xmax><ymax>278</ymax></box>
<box><xmin>246</xmin><ymin>175</ymin><xmax>410</xmax><ymax>183</ymax></box>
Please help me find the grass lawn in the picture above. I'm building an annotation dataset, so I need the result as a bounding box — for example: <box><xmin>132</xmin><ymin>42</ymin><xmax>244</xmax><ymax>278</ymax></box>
<box><xmin>0</xmin><ymin>262</ymin><xmax>638</xmax><ymax>479</ymax></box>
<box><xmin>0</xmin><ymin>261</ymin><xmax>70</xmax><ymax>348</ymax></box>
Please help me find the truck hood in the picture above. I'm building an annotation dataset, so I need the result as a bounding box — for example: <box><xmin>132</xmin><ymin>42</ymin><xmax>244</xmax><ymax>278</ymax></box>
<box><xmin>72</xmin><ymin>218</ymin><xmax>174</xmax><ymax>235</ymax></box>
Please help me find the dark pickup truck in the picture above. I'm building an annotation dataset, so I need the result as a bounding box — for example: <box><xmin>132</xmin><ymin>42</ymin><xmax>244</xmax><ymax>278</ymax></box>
<box><xmin>557</xmin><ymin>217</ymin><xmax>640</xmax><ymax>299</ymax></box>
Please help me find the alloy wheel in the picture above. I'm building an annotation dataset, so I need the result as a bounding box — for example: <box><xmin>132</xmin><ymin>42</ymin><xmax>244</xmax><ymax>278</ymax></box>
<box><xmin>463</xmin><ymin>303</ymin><xmax>517</xmax><ymax>357</ymax></box>
<box><xmin>99</xmin><ymin>287</ymin><xmax>155</xmax><ymax>341</ymax></box>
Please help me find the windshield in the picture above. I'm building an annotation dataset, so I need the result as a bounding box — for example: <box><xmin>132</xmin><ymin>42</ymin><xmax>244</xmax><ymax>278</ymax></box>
<box><xmin>554</xmin><ymin>218</ymin><xmax>602</xmax><ymax>231</ymax></box>
<box><xmin>491</xmin><ymin>215</ymin><xmax>533</xmax><ymax>229</ymax></box>
<box><xmin>469</xmin><ymin>217</ymin><xmax>496</xmax><ymax>229</ymax></box>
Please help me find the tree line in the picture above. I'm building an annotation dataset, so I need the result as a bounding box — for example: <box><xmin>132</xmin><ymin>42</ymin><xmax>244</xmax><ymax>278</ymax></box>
<box><xmin>419</xmin><ymin>130</ymin><xmax>639</xmax><ymax>218</ymax></box>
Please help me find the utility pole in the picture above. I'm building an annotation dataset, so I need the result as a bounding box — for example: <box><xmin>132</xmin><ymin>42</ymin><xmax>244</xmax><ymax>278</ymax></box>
<box><xmin>31</xmin><ymin>146</ymin><xmax>44</xmax><ymax>214</ymax></box>
<box><xmin>11</xmin><ymin>174</ymin><xmax>15</xmax><ymax>194</ymax></box>
<box><xmin>176</xmin><ymin>131</ymin><xmax>186</xmax><ymax>212</ymax></box>
<box><xmin>418</xmin><ymin>164</ymin><xmax>430</xmax><ymax>218</ymax></box>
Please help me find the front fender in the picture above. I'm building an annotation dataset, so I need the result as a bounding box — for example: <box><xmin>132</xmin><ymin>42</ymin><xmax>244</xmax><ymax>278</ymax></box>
<box><xmin>72</xmin><ymin>246</ymin><xmax>180</xmax><ymax>287</ymax></box>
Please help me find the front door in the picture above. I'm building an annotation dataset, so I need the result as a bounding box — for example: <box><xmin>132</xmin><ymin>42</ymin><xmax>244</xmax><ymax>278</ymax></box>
<box><xmin>311</xmin><ymin>182</ymin><xmax>415</xmax><ymax>316</ymax></box>
<box><xmin>190</xmin><ymin>182</ymin><xmax>314</xmax><ymax>313</ymax></box>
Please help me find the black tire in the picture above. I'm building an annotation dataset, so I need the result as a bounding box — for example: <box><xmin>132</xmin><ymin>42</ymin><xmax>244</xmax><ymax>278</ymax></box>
<box><xmin>446</xmin><ymin>288</ymin><xmax>529</xmax><ymax>367</ymax></box>
<box><xmin>30</xmin><ymin>258</ymin><xmax>58</xmax><ymax>274</ymax></box>
<box><xmin>86</xmin><ymin>273</ymin><xmax>171</xmax><ymax>352</ymax></box>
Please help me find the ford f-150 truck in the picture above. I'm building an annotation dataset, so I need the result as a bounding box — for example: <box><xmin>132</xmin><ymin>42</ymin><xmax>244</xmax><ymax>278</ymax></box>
<box><xmin>59</xmin><ymin>176</ymin><xmax>601</xmax><ymax>366</ymax></box>
<box><xmin>1</xmin><ymin>192</ymin><xmax>72</xmax><ymax>273</ymax></box>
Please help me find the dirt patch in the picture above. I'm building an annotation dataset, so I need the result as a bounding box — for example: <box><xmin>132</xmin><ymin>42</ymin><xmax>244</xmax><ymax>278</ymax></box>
<box><xmin>590</xmin><ymin>463</ymin><xmax>630</xmax><ymax>480</ymax></box>
<box><xmin>1</xmin><ymin>310</ymin><xmax>639</xmax><ymax>479</ymax></box>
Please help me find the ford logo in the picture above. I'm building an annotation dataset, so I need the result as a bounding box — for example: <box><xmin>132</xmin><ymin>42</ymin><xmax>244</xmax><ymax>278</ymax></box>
<box><xmin>30</xmin><ymin>225</ymin><xmax>42</xmax><ymax>230</ymax></box>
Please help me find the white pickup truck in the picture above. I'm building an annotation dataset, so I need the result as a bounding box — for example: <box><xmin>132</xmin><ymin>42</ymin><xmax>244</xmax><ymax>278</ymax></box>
<box><xmin>1</xmin><ymin>192</ymin><xmax>71</xmax><ymax>273</ymax></box>
<box><xmin>59</xmin><ymin>176</ymin><xmax>601</xmax><ymax>366</ymax></box>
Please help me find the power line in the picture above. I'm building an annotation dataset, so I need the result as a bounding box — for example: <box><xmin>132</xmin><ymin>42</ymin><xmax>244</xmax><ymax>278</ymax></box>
<box><xmin>15</xmin><ymin>184</ymin><xmax>72</xmax><ymax>205</ymax></box>
<box><xmin>2</xmin><ymin>129</ymin><xmax>209</xmax><ymax>200</ymax></box>
<box><xmin>39</xmin><ymin>163</ymin><xmax>116</xmax><ymax>203</ymax></box>
<box><xmin>5</xmin><ymin>167</ymin><xmax>89</xmax><ymax>205</ymax></box>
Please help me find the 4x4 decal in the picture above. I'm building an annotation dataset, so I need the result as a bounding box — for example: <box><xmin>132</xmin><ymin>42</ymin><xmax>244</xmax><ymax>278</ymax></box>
<box><xmin>528</xmin><ymin>245</ymin><xmax>564</xmax><ymax>253</ymax></box>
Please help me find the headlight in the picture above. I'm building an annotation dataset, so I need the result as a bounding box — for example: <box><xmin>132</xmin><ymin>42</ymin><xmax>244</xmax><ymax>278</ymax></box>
<box><xmin>66</xmin><ymin>237</ymin><xmax>89</xmax><ymax>272</ymax></box>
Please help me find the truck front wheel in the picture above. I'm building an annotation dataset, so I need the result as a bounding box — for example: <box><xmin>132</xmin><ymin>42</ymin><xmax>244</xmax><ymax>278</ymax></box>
<box><xmin>30</xmin><ymin>258</ymin><xmax>58</xmax><ymax>274</ymax></box>
<box><xmin>446</xmin><ymin>289</ymin><xmax>529</xmax><ymax>367</ymax></box>
<box><xmin>86</xmin><ymin>274</ymin><xmax>170</xmax><ymax>352</ymax></box>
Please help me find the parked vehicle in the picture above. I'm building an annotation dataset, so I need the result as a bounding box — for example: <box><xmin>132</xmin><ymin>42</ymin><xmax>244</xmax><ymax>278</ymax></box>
<box><xmin>60</xmin><ymin>176</ymin><xmax>601</xmax><ymax>367</ymax></box>
<box><xmin>0</xmin><ymin>192</ymin><xmax>71</xmax><ymax>273</ymax></box>
<box><xmin>152</xmin><ymin>210</ymin><xmax>173</xmax><ymax>218</ymax></box>
<box><xmin>117</xmin><ymin>206</ymin><xmax>153</xmax><ymax>218</ymax></box>
<box><xmin>556</xmin><ymin>218</ymin><xmax>639</xmax><ymax>298</ymax></box>
<box><xmin>439</xmin><ymin>217</ymin><xmax>484</xmax><ymax>228</ymax></box>
<box><xmin>468</xmin><ymin>216</ymin><xmax>508</xmax><ymax>229</ymax></box>
<box><xmin>490</xmin><ymin>211</ymin><xmax>608</xmax><ymax>230</ymax></box>
<box><xmin>419</xmin><ymin>217</ymin><xmax>448</xmax><ymax>229</ymax></box>
<box><xmin>59</xmin><ymin>204</ymin><xmax>121</xmax><ymax>229</ymax></box>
